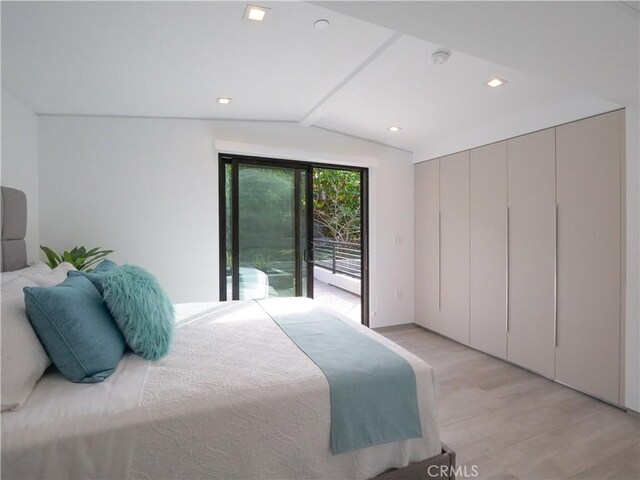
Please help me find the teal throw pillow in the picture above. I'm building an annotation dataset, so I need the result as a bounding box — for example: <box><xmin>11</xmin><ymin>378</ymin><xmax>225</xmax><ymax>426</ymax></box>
<box><xmin>68</xmin><ymin>259</ymin><xmax>118</xmax><ymax>295</ymax></box>
<box><xmin>102</xmin><ymin>265</ymin><xmax>174</xmax><ymax>361</ymax></box>
<box><xmin>23</xmin><ymin>275</ymin><xmax>125</xmax><ymax>383</ymax></box>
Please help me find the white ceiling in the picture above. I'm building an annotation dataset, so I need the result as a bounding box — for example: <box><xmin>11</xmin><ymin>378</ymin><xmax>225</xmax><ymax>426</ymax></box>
<box><xmin>312</xmin><ymin>34</ymin><xmax>618</xmax><ymax>159</ymax></box>
<box><xmin>2</xmin><ymin>1</ymin><xmax>636</xmax><ymax>160</ymax></box>
<box><xmin>1</xmin><ymin>1</ymin><xmax>393</xmax><ymax>119</ymax></box>
<box><xmin>319</xmin><ymin>1</ymin><xmax>640</xmax><ymax>106</ymax></box>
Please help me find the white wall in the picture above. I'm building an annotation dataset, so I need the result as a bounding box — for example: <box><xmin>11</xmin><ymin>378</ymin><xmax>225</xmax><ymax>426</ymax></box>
<box><xmin>1</xmin><ymin>87</ymin><xmax>40</xmax><ymax>263</ymax></box>
<box><xmin>37</xmin><ymin>116</ymin><xmax>414</xmax><ymax>328</ymax></box>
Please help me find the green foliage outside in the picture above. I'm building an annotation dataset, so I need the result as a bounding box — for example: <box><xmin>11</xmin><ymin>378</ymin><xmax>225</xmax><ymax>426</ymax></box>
<box><xmin>313</xmin><ymin>168</ymin><xmax>361</xmax><ymax>243</ymax></box>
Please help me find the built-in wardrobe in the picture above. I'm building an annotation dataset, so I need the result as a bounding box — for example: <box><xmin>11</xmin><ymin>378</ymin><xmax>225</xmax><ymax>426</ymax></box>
<box><xmin>414</xmin><ymin>110</ymin><xmax>624</xmax><ymax>405</ymax></box>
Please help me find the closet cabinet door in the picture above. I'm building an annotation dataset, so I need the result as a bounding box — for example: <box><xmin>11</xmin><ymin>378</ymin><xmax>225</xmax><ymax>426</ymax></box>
<box><xmin>556</xmin><ymin>111</ymin><xmax>622</xmax><ymax>404</ymax></box>
<box><xmin>507</xmin><ymin>129</ymin><xmax>556</xmax><ymax>378</ymax></box>
<box><xmin>414</xmin><ymin>160</ymin><xmax>440</xmax><ymax>331</ymax></box>
<box><xmin>440</xmin><ymin>151</ymin><xmax>470</xmax><ymax>345</ymax></box>
<box><xmin>470</xmin><ymin>142</ymin><xmax>507</xmax><ymax>359</ymax></box>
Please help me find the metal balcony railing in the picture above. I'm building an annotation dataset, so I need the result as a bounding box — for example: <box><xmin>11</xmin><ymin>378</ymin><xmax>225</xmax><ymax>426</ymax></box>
<box><xmin>313</xmin><ymin>238</ymin><xmax>361</xmax><ymax>278</ymax></box>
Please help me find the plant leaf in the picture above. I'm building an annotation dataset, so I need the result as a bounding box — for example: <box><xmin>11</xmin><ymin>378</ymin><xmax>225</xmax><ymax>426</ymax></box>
<box><xmin>81</xmin><ymin>251</ymin><xmax>113</xmax><ymax>271</ymax></box>
<box><xmin>40</xmin><ymin>246</ymin><xmax>61</xmax><ymax>269</ymax></box>
<box><xmin>40</xmin><ymin>245</ymin><xmax>114</xmax><ymax>272</ymax></box>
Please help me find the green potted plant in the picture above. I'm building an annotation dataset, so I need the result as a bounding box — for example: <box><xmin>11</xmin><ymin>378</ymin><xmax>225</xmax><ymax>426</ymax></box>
<box><xmin>40</xmin><ymin>245</ymin><xmax>114</xmax><ymax>272</ymax></box>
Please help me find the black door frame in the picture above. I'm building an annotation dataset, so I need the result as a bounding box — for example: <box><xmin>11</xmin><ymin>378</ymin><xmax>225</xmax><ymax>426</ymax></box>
<box><xmin>218</xmin><ymin>153</ymin><xmax>370</xmax><ymax>327</ymax></box>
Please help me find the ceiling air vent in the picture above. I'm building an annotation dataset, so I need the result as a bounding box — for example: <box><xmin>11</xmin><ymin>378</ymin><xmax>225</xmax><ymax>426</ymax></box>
<box><xmin>431</xmin><ymin>49</ymin><xmax>451</xmax><ymax>65</ymax></box>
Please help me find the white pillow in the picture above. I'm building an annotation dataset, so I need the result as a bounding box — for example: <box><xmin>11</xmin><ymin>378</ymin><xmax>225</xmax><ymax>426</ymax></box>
<box><xmin>0</xmin><ymin>263</ymin><xmax>77</xmax><ymax>411</ymax></box>
<box><xmin>0</xmin><ymin>268</ymin><xmax>31</xmax><ymax>284</ymax></box>
<box><xmin>19</xmin><ymin>262</ymin><xmax>76</xmax><ymax>286</ymax></box>
<box><xmin>1</xmin><ymin>276</ymin><xmax>51</xmax><ymax>411</ymax></box>
<box><xmin>1</xmin><ymin>262</ymin><xmax>76</xmax><ymax>287</ymax></box>
<box><xmin>1</xmin><ymin>261</ymin><xmax>51</xmax><ymax>280</ymax></box>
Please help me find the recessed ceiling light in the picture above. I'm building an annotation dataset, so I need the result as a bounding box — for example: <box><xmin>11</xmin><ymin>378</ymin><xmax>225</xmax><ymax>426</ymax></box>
<box><xmin>217</xmin><ymin>97</ymin><xmax>232</xmax><ymax>104</ymax></box>
<box><xmin>314</xmin><ymin>19</ymin><xmax>330</xmax><ymax>30</ymax></box>
<box><xmin>486</xmin><ymin>77</ymin><xmax>507</xmax><ymax>88</ymax></box>
<box><xmin>243</xmin><ymin>4</ymin><xmax>269</xmax><ymax>22</ymax></box>
<box><xmin>388</xmin><ymin>126</ymin><xmax>402</xmax><ymax>132</ymax></box>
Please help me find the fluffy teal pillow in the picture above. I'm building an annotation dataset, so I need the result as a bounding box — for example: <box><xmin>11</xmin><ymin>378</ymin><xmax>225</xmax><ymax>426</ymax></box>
<box><xmin>24</xmin><ymin>275</ymin><xmax>125</xmax><ymax>383</ymax></box>
<box><xmin>102</xmin><ymin>265</ymin><xmax>174</xmax><ymax>360</ymax></box>
<box><xmin>68</xmin><ymin>259</ymin><xmax>119</xmax><ymax>295</ymax></box>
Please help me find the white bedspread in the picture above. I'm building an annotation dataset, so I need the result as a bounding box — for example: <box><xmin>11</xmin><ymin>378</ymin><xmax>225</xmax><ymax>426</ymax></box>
<box><xmin>2</xmin><ymin>300</ymin><xmax>441</xmax><ymax>480</ymax></box>
<box><xmin>1</xmin><ymin>353</ymin><xmax>149</xmax><ymax>479</ymax></box>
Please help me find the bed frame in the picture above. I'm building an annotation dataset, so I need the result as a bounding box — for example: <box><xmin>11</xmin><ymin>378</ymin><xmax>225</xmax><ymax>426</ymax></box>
<box><xmin>0</xmin><ymin>185</ymin><xmax>455</xmax><ymax>480</ymax></box>
<box><xmin>375</xmin><ymin>443</ymin><xmax>456</xmax><ymax>480</ymax></box>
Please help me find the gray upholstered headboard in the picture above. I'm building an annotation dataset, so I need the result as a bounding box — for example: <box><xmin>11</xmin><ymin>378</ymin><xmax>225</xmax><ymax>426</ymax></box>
<box><xmin>1</xmin><ymin>186</ymin><xmax>28</xmax><ymax>272</ymax></box>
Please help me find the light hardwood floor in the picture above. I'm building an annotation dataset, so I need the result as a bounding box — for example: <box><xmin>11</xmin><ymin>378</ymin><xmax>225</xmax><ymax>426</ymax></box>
<box><xmin>378</xmin><ymin>325</ymin><xmax>640</xmax><ymax>480</ymax></box>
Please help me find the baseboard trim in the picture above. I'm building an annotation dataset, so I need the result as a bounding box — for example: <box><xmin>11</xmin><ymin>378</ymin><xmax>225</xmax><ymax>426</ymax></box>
<box><xmin>373</xmin><ymin>323</ymin><xmax>416</xmax><ymax>333</ymax></box>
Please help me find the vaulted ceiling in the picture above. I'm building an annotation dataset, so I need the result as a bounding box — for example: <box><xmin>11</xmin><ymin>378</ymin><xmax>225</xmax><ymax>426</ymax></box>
<box><xmin>2</xmin><ymin>1</ymin><xmax>637</xmax><ymax>160</ymax></box>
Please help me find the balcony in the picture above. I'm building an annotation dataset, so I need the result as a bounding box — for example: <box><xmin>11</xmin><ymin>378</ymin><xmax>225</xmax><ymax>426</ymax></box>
<box><xmin>313</xmin><ymin>277</ymin><xmax>361</xmax><ymax>323</ymax></box>
<box><xmin>312</xmin><ymin>238</ymin><xmax>362</xmax><ymax>323</ymax></box>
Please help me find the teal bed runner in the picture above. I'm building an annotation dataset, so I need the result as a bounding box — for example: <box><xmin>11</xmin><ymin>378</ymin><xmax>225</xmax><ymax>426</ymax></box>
<box><xmin>257</xmin><ymin>298</ymin><xmax>423</xmax><ymax>455</ymax></box>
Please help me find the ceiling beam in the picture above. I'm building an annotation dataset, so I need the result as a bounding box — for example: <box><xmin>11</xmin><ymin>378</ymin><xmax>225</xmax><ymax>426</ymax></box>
<box><xmin>298</xmin><ymin>31</ymin><xmax>402</xmax><ymax>127</ymax></box>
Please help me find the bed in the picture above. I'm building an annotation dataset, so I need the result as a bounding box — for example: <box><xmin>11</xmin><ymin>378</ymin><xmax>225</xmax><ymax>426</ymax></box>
<box><xmin>1</xmin><ymin>186</ymin><xmax>454</xmax><ymax>479</ymax></box>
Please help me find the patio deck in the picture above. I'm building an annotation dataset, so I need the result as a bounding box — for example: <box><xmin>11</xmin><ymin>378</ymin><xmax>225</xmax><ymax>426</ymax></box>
<box><xmin>313</xmin><ymin>279</ymin><xmax>361</xmax><ymax>323</ymax></box>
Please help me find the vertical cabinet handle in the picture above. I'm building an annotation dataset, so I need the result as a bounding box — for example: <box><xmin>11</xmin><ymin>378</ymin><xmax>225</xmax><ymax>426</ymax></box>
<box><xmin>554</xmin><ymin>204</ymin><xmax>558</xmax><ymax>347</ymax></box>
<box><xmin>438</xmin><ymin>211</ymin><xmax>442</xmax><ymax>310</ymax></box>
<box><xmin>506</xmin><ymin>207</ymin><xmax>510</xmax><ymax>332</ymax></box>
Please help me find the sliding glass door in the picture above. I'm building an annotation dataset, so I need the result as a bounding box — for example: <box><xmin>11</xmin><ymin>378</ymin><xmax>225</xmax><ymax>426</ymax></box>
<box><xmin>220</xmin><ymin>158</ymin><xmax>312</xmax><ymax>301</ymax></box>
<box><xmin>219</xmin><ymin>154</ymin><xmax>369</xmax><ymax>326</ymax></box>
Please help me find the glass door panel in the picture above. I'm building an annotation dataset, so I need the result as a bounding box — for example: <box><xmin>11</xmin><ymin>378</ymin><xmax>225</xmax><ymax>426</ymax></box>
<box><xmin>237</xmin><ymin>164</ymin><xmax>297</xmax><ymax>299</ymax></box>
<box><xmin>222</xmin><ymin>161</ymin><xmax>311</xmax><ymax>301</ymax></box>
